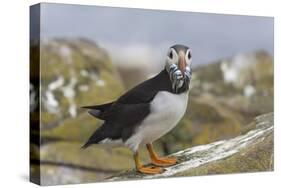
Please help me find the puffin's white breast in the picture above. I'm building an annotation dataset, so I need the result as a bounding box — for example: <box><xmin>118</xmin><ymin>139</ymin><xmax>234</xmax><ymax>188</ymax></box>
<box><xmin>125</xmin><ymin>91</ymin><xmax>189</xmax><ymax>151</ymax></box>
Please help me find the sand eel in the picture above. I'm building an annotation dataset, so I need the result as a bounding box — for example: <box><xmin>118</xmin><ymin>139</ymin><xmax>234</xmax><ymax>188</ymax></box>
<box><xmin>82</xmin><ymin>44</ymin><xmax>192</xmax><ymax>174</ymax></box>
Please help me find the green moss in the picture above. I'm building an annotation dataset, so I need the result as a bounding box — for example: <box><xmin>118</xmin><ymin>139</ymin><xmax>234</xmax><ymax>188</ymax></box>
<box><xmin>41</xmin><ymin>112</ymin><xmax>60</xmax><ymax>129</ymax></box>
<box><xmin>76</xmin><ymin>71</ymin><xmax>124</xmax><ymax>107</ymax></box>
<box><xmin>193</xmin><ymin>62</ymin><xmax>223</xmax><ymax>83</ymax></box>
<box><xmin>41</xmin><ymin>113</ymin><xmax>99</xmax><ymax>142</ymax></box>
<box><xmin>39</xmin><ymin>142</ymin><xmax>145</xmax><ymax>172</ymax></box>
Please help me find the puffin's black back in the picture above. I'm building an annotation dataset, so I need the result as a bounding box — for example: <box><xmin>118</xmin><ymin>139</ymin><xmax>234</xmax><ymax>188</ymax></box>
<box><xmin>81</xmin><ymin>70</ymin><xmax>173</xmax><ymax>148</ymax></box>
<box><xmin>117</xmin><ymin>69</ymin><xmax>173</xmax><ymax>104</ymax></box>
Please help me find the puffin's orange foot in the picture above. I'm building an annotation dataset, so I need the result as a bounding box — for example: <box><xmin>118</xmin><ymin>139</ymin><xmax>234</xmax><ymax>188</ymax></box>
<box><xmin>151</xmin><ymin>157</ymin><xmax>178</xmax><ymax>167</ymax></box>
<box><xmin>137</xmin><ymin>165</ymin><xmax>165</xmax><ymax>174</ymax></box>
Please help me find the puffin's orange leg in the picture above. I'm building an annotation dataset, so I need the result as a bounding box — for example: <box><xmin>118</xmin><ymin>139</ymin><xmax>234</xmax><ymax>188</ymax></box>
<box><xmin>146</xmin><ymin>143</ymin><xmax>177</xmax><ymax>167</ymax></box>
<box><xmin>134</xmin><ymin>150</ymin><xmax>164</xmax><ymax>174</ymax></box>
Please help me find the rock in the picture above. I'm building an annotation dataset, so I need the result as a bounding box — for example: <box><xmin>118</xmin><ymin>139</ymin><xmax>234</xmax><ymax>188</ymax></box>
<box><xmin>40</xmin><ymin>38</ymin><xmax>124</xmax><ymax>130</ymax></box>
<box><xmin>35</xmin><ymin>142</ymin><xmax>133</xmax><ymax>185</ymax></box>
<box><xmin>31</xmin><ymin>163</ymin><xmax>101</xmax><ymax>186</ymax></box>
<box><xmin>31</xmin><ymin>38</ymin><xmax>126</xmax><ymax>185</ymax></box>
<box><xmin>108</xmin><ymin>112</ymin><xmax>273</xmax><ymax>181</ymax></box>
<box><xmin>40</xmin><ymin>142</ymin><xmax>134</xmax><ymax>171</ymax></box>
<box><xmin>41</xmin><ymin>113</ymin><xmax>99</xmax><ymax>142</ymax></box>
<box><xmin>32</xmin><ymin>141</ymin><xmax>164</xmax><ymax>185</ymax></box>
<box><xmin>191</xmin><ymin>50</ymin><xmax>273</xmax><ymax>115</ymax></box>
<box><xmin>38</xmin><ymin>39</ymin><xmax>125</xmax><ymax>143</ymax></box>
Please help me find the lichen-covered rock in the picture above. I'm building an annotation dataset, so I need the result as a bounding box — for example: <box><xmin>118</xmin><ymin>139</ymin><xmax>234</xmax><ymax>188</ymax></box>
<box><xmin>40</xmin><ymin>38</ymin><xmax>124</xmax><ymax>131</ymax></box>
<box><xmin>108</xmin><ymin>112</ymin><xmax>273</xmax><ymax>181</ymax></box>
<box><xmin>32</xmin><ymin>164</ymin><xmax>100</xmax><ymax>186</ymax></box>
<box><xmin>191</xmin><ymin>50</ymin><xmax>273</xmax><ymax>115</ymax></box>
<box><xmin>39</xmin><ymin>39</ymin><xmax>124</xmax><ymax>144</ymax></box>
<box><xmin>31</xmin><ymin>39</ymin><xmax>126</xmax><ymax>185</ymax></box>
<box><xmin>41</xmin><ymin>113</ymin><xmax>98</xmax><ymax>142</ymax></box>
<box><xmin>40</xmin><ymin>142</ymin><xmax>134</xmax><ymax>171</ymax></box>
<box><xmin>34</xmin><ymin>142</ymin><xmax>163</xmax><ymax>185</ymax></box>
<box><xmin>33</xmin><ymin>141</ymin><xmax>134</xmax><ymax>185</ymax></box>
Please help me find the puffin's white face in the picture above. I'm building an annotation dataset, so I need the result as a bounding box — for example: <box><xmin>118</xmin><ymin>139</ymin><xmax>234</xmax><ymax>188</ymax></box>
<box><xmin>165</xmin><ymin>47</ymin><xmax>192</xmax><ymax>74</ymax></box>
<box><xmin>165</xmin><ymin>45</ymin><xmax>192</xmax><ymax>93</ymax></box>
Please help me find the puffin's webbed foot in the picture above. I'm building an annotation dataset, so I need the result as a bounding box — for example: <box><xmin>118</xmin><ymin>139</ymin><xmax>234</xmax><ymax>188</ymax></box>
<box><xmin>151</xmin><ymin>156</ymin><xmax>177</xmax><ymax>167</ymax></box>
<box><xmin>146</xmin><ymin>143</ymin><xmax>178</xmax><ymax>167</ymax></box>
<box><xmin>134</xmin><ymin>151</ymin><xmax>165</xmax><ymax>174</ymax></box>
<box><xmin>137</xmin><ymin>165</ymin><xmax>165</xmax><ymax>174</ymax></box>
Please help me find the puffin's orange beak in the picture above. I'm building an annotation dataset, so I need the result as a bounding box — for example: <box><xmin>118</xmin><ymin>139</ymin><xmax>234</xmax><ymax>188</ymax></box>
<box><xmin>178</xmin><ymin>51</ymin><xmax>186</xmax><ymax>75</ymax></box>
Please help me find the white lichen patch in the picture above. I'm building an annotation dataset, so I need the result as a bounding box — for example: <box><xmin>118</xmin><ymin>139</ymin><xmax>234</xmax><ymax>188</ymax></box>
<box><xmin>78</xmin><ymin>85</ymin><xmax>89</xmax><ymax>92</ymax></box>
<box><xmin>80</xmin><ymin>69</ymin><xmax>89</xmax><ymax>77</ymax></box>
<box><xmin>243</xmin><ymin>85</ymin><xmax>256</xmax><ymax>98</ymax></box>
<box><xmin>48</xmin><ymin>76</ymin><xmax>64</xmax><ymax>91</ymax></box>
<box><xmin>220</xmin><ymin>53</ymin><xmax>258</xmax><ymax>87</ymax></box>
<box><xmin>61</xmin><ymin>77</ymin><xmax>77</xmax><ymax>99</ymax></box>
<box><xmin>96</xmin><ymin>79</ymin><xmax>106</xmax><ymax>87</ymax></box>
<box><xmin>42</xmin><ymin>71</ymin><xmax>80</xmax><ymax>118</ymax></box>
<box><xmin>43</xmin><ymin>90</ymin><xmax>59</xmax><ymax>114</ymax></box>
<box><xmin>220</xmin><ymin>60</ymin><xmax>238</xmax><ymax>84</ymax></box>
<box><xmin>42</xmin><ymin>77</ymin><xmax>65</xmax><ymax>114</ymax></box>
<box><xmin>69</xmin><ymin>103</ymin><xmax>77</xmax><ymax>118</ymax></box>
<box><xmin>59</xmin><ymin>45</ymin><xmax>73</xmax><ymax>64</ymax></box>
<box><xmin>61</xmin><ymin>77</ymin><xmax>78</xmax><ymax>118</ymax></box>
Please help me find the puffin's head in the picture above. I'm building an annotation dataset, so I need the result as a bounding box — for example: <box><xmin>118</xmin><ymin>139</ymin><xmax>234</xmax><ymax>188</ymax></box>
<box><xmin>165</xmin><ymin>44</ymin><xmax>192</xmax><ymax>93</ymax></box>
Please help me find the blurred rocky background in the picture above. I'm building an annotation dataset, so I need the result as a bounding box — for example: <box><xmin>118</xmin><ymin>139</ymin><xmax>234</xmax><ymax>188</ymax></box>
<box><xmin>30</xmin><ymin>38</ymin><xmax>273</xmax><ymax>185</ymax></box>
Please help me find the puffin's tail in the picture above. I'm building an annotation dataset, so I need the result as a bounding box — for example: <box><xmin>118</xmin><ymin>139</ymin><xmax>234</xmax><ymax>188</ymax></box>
<box><xmin>81</xmin><ymin>123</ymin><xmax>108</xmax><ymax>149</ymax></box>
<box><xmin>81</xmin><ymin>142</ymin><xmax>91</xmax><ymax>149</ymax></box>
<box><xmin>82</xmin><ymin>102</ymin><xmax>114</xmax><ymax>120</ymax></box>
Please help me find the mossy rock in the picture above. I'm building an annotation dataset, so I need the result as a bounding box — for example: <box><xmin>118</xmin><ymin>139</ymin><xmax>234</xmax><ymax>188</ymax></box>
<box><xmin>40</xmin><ymin>142</ymin><xmax>134</xmax><ymax>171</ymax></box>
<box><xmin>35</xmin><ymin>141</ymin><xmax>166</xmax><ymax>185</ymax></box>
<box><xmin>39</xmin><ymin>141</ymin><xmax>164</xmax><ymax>169</ymax></box>
<box><xmin>33</xmin><ymin>164</ymin><xmax>99</xmax><ymax>186</ymax></box>
<box><xmin>39</xmin><ymin>38</ymin><xmax>124</xmax><ymax>130</ymax></box>
<box><xmin>41</xmin><ymin>113</ymin><xmax>99</xmax><ymax>142</ymax></box>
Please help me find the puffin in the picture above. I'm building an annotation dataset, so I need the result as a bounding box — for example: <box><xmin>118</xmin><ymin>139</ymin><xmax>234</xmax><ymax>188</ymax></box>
<box><xmin>82</xmin><ymin>44</ymin><xmax>192</xmax><ymax>174</ymax></box>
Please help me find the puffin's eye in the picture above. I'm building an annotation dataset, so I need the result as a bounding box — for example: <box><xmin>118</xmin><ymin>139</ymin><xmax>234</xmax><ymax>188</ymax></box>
<box><xmin>188</xmin><ymin>51</ymin><xmax>192</xmax><ymax>59</ymax></box>
<box><xmin>169</xmin><ymin>51</ymin><xmax>173</xmax><ymax>59</ymax></box>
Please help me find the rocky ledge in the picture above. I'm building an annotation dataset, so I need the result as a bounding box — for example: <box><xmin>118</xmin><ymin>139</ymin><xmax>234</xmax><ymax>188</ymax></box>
<box><xmin>109</xmin><ymin>112</ymin><xmax>274</xmax><ymax>181</ymax></box>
